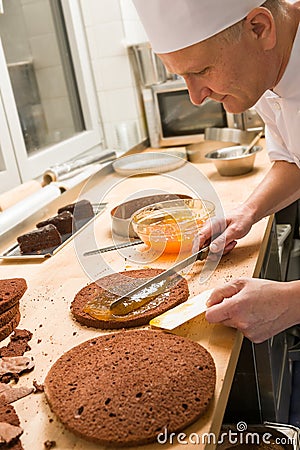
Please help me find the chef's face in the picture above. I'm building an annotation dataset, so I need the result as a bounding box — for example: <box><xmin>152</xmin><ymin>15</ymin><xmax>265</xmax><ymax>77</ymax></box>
<box><xmin>158</xmin><ymin>30</ymin><xmax>273</xmax><ymax>114</ymax></box>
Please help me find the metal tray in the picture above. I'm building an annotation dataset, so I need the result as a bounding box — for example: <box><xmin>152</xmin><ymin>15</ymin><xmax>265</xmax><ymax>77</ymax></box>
<box><xmin>0</xmin><ymin>204</ymin><xmax>106</xmax><ymax>261</ymax></box>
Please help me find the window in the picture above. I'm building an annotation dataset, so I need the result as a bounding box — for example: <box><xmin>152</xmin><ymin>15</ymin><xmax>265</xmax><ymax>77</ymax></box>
<box><xmin>0</xmin><ymin>0</ymin><xmax>103</xmax><ymax>190</ymax></box>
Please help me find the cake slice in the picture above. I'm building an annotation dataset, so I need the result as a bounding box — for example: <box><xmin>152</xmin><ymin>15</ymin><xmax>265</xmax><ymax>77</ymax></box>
<box><xmin>17</xmin><ymin>224</ymin><xmax>61</xmax><ymax>254</ymax></box>
<box><xmin>0</xmin><ymin>312</ymin><xmax>21</xmax><ymax>343</ymax></box>
<box><xmin>58</xmin><ymin>199</ymin><xmax>94</xmax><ymax>221</ymax></box>
<box><xmin>0</xmin><ymin>403</ymin><xmax>23</xmax><ymax>449</ymax></box>
<box><xmin>0</xmin><ymin>279</ymin><xmax>27</xmax><ymax>314</ymax></box>
<box><xmin>36</xmin><ymin>211</ymin><xmax>74</xmax><ymax>235</ymax></box>
<box><xmin>0</xmin><ymin>303</ymin><xmax>19</xmax><ymax>329</ymax></box>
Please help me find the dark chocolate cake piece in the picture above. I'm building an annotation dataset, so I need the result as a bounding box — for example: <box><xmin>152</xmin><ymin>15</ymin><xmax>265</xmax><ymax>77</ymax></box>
<box><xmin>36</xmin><ymin>211</ymin><xmax>73</xmax><ymax>235</ymax></box>
<box><xmin>58</xmin><ymin>199</ymin><xmax>94</xmax><ymax>221</ymax></box>
<box><xmin>44</xmin><ymin>329</ymin><xmax>216</xmax><ymax>447</ymax></box>
<box><xmin>17</xmin><ymin>224</ymin><xmax>61</xmax><ymax>254</ymax></box>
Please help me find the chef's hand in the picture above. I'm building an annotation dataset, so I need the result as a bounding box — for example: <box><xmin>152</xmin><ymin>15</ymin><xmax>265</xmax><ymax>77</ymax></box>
<box><xmin>199</xmin><ymin>204</ymin><xmax>255</xmax><ymax>255</ymax></box>
<box><xmin>205</xmin><ymin>278</ymin><xmax>299</xmax><ymax>343</ymax></box>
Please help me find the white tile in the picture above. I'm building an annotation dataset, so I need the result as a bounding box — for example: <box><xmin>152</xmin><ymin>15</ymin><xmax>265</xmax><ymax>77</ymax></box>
<box><xmin>20</xmin><ymin>0</ymin><xmax>39</xmax><ymax>5</ymax></box>
<box><xmin>101</xmin><ymin>88</ymin><xmax>140</xmax><ymax>122</ymax></box>
<box><xmin>120</xmin><ymin>0</ymin><xmax>140</xmax><ymax>21</ymax></box>
<box><xmin>43</xmin><ymin>97</ymin><xmax>73</xmax><ymax>131</ymax></box>
<box><xmin>3</xmin><ymin>0</ymin><xmax>23</xmax><ymax>15</ymax></box>
<box><xmin>80</xmin><ymin>0</ymin><xmax>121</xmax><ymax>27</ymax></box>
<box><xmin>98</xmin><ymin>56</ymin><xmax>133</xmax><ymax>90</ymax></box>
<box><xmin>22</xmin><ymin>0</ymin><xmax>54</xmax><ymax>36</ymax></box>
<box><xmin>36</xmin><ymin>66</ymin><xmax>68</xmax><ymax>99</ymax></box>
<box><xmin>92</xmin><ymin>22</ymin><xmax>125</xmax><ymax>58</ymax></box>
<box><xmin>29</xmin><ymin>34</ymin><xmax>61</xmax><ymax>69</ymax></box>
<box><xmin>123</xmin><ymin>19</ymin><xmax>148</xmax><ymax>45</ymax></box>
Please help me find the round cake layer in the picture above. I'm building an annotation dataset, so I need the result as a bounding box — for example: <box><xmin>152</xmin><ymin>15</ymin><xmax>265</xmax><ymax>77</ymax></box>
<box><xmin>44</xmin><ymin>329</ymin><xmax>216</xmax><ymax>447</ymax></box>
<box><xmin>0</xmin><ymin>303</ymin><xmax>19</xmax><ymax>329</ymax></box>
<box><xmin>71</xmin><ymin>269</ymin><xmax>189</xmax><ymax>329</ymax></box>
<box><xmin>0</xmin><ymin>278</ymin><xmax>27</xmax><ymax>314</ymax></box>
<box><xmin>0</xmin><ymin>312</ymin><xmax>21</xmax><ymax>343</ymax></box>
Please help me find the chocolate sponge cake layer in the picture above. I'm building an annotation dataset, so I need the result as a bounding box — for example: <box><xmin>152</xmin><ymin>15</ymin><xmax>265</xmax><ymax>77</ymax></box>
<box><xmin>0</xmin><ymin>312</ymin><xmax>21</xmax><ymax>343</ymax></box>
<box><xmin>44</xmin><ymin>329</ymin><xmax>216</xmax><ymax>447</ymax></box>
<box><xmin>58</xmin><ymin>199</ymin><xmax>94</xmax><ymax>220</ymax></box>
<box><xmin>0</xmin><ymin>279</ymin><xmax>27</xmax><ymax>315</ymax></box>
<box><xmin>36</xmin><ymin>211</ymin><xmax>73</xmax><ymax>235</ymax></box>
<box><xmin>0</xmin><ymin>403</ymin><xmax>23</xmax><ymax>450</ymax></box>
<box><xmin>17</xmin><ymin>224</ymin><xmax>61</xmax><ymax>254</ymax></box>
<box><xmin>71</xmin><ymin>268</ymin><xmax>189</xmax><ymax>329</ymax></box>
<box><xmin>0</xmin><ymin>303</ymin><xmax>19</xmax><ymax>329</ymax></box>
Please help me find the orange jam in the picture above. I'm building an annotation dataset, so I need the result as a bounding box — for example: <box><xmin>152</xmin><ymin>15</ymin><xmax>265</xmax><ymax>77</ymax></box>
<box><xmin>139</xmin><ymin>215</ymin><xmax>208</xmax><ymax>254</ymax></box>
<box><xmin>83</xmin><ymin>277</ymin><xmax>177</xmax><ymax>321</ymax></box>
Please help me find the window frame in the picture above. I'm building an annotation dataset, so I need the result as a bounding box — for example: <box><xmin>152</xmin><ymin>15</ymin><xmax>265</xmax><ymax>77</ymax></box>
<box><xmin>0</xmin><ymin>0</ymin><xmax>103</xmax><ymax>183</ymax></box>
<box><xmin>0</xmin><ymin>84</ymin><xmax>21</xmax><ymax>191</ymax></box>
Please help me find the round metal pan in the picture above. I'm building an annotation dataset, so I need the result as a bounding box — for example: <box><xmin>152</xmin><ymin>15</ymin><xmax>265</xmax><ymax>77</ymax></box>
<box><xmin>111</xmin><ymin>193</ymin><xmax>192</xmax><ymax>239</ymax></box>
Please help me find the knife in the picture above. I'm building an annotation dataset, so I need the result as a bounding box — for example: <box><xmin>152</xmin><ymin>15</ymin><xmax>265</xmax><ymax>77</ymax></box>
<box><xmin>109</xmin><ymin>245</ymin><xmax>210</xmax><ymax>312</ymax></box>
<box><xmin>83</xmin><ymin>239</ymin><xmax>143</xmax><ymax>256</ymax></box>
<box><xmin>149</xmin><ymin>289</ymin><xmax>214</xmax><ymax>330</ymax></box>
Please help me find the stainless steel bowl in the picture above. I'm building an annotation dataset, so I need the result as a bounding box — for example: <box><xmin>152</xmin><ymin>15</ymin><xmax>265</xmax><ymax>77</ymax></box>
<box><xmin>205</xmin><ymin>145</ymin><xmax>263</xmax><ymax>176</ymax></box>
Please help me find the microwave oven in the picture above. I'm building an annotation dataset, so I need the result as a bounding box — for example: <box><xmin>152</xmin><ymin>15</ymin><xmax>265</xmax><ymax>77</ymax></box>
<box><xmin>142</xmin><ymin>79</ymin><xmax>264</xmax><ymax>148</ymax></box>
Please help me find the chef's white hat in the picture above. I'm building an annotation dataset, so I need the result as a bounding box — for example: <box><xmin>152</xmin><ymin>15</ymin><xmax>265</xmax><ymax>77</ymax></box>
<box><xmin>133</xmin><ymin>0</ymin><xmax>266</xmax><ymax>53</ymax></box>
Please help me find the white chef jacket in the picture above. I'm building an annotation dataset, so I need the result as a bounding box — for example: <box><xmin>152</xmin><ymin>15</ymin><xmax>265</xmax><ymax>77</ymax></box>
<box><xmin>255</xmin><ymin>24</ymin><xmax>300</xmax><ymax>168</ymax></box>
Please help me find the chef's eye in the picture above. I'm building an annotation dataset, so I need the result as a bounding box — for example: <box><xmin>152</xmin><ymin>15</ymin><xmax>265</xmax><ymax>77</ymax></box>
<box><xmin>195</xmin><ymin>67</ymin><xmax>210</xmax><ymax>76</ymax></box>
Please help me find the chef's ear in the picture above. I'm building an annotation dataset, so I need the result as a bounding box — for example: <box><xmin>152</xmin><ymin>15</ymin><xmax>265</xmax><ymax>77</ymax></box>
<box><xmin>244</xmin><ymin>7</ymin><xmax>277</xmax><ymax>50</ymax></box>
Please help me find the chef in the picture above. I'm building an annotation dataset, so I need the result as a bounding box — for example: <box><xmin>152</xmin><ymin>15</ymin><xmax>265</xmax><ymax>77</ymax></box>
<box><xmin>133</xmin><ymin>0</ymin><xmax>300</xmax><ymax>343</ymax></box>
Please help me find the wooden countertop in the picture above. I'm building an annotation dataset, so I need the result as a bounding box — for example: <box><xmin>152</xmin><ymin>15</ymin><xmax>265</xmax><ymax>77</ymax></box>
<box><xmin>0</xmin><ymin>140</ymin><xmax>272</xmax><ymax>449</ymax></box>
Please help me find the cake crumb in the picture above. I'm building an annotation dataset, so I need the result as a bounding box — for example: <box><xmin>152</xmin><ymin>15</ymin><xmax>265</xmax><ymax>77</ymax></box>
<box><xmin>33</xmin><ymin>380</ymin><xmax>44</xmax><ymax>393</ymax></box>
<box><xmin>44</xmin><ymin>440</ymin><xmax>56</xmax><ymax>449</ymax></box>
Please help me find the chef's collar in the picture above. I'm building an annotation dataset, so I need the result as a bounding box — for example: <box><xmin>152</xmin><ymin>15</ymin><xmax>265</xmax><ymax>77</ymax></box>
<box><xmin>133</xmin><ymin>0</ymin><xmax>265</xmax><ymax>54</ymax></box>
<box><xmin>272</xmin><ymin>24</ymin><xmax>300</xmax><ymax>98</ymax></box>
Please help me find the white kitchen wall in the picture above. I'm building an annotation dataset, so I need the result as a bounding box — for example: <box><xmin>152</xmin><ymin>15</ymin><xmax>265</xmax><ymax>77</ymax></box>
<box><xmin>79</xmin><ymin>0</ymin><xmax>148</xmax><ymax>151</ymax></box>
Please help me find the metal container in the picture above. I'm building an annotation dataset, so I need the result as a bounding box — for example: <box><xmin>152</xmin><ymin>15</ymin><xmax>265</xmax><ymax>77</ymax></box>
<box><xmin>129</xmin><ymin>42</ymin><xmax>167</xmax><ymax>87</ymax></box>
<box><xmin>205</xmin><ymin>145</ymin><xmax>262</xmax><ymax>176</ymax></box>
<box><xmin>204</xmin><ymin>127</ymin><xmax>258</xmax><ymax>145</ymax></box>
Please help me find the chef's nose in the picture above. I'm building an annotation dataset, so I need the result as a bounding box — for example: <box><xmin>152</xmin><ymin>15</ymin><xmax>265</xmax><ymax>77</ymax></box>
<box><xmin>184</xmin><ymin>78</ymin><xmax>212</xmax><ymax>105</ymax></box>
<box><xmin>189</xmin><ymin>86</ymin><xmax>212</xmax><ymax>105</ymax></box>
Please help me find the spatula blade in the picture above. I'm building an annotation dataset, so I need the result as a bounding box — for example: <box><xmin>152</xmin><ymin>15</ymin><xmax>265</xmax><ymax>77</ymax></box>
<box><xmin>149</xmin><ymin>289</ymin><xmax>213</xmax><ymax>330</ymax></box>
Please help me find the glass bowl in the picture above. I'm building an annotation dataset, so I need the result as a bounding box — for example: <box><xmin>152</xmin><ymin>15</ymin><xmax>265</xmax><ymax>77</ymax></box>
<box><xmin>131</xmin><ymin>198</ymin><xmax>215</xmax><ymax>254</ymax></box>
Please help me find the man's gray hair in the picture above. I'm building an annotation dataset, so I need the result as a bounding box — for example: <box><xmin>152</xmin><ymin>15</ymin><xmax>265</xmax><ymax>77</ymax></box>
<box><xmin>218</xmin><ymin>0</ymin><xmax>288</xmax><ymax>43</ymax></box>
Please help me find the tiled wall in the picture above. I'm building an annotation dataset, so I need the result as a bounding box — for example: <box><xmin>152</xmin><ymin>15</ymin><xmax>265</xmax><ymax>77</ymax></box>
<box><xmin>80</xmin><ymin>0</ymin><xmax>148</xmax><ymax>151</ymax></box>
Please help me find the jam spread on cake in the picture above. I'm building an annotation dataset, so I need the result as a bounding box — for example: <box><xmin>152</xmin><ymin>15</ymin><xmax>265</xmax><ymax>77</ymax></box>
<box><xmin>83</xmin><ymin>277</ymin><xmax>177</xmax><ymax>320</ymax></box>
